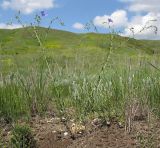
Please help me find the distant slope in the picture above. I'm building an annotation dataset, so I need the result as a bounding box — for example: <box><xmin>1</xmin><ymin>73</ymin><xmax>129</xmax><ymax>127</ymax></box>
<box><xmin>0</xmin><ymin>27</ymin><xmax>160</xmax><ymax>55</ymax></box>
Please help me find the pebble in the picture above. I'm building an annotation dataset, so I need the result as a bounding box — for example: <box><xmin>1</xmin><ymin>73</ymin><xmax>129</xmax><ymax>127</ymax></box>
<box><xmin>61</xmin><ymin>117</ymin><xmax>66</xmax><ymax>122</ymax></box>
<box><xmin>52</xmin><ymin>130</ymin><xmax>57</xmax><ymax>133</ymax></box>
<box><xmin>64</xmin><ymin>132</ymin><xmax>68</xmax><ymax>136</ymax></box>
<box><xmin>106</xmin><ymin>121</ymin><xmax>111</xmax><ymax>126</ymax></box>
<box><xmin>118</xmin><ymin>122</ymin><xmax>124</xmax><ymax>128</ymax></box>
<box><xmin>92</xmin><ymin>118</ymin><xmax>102</xmax><ymax>126</ymax></box>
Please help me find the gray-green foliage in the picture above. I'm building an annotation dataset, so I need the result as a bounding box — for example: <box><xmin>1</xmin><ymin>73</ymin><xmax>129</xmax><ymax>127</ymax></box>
<box><xmin>0</xmin><ymin>12</ymin><xmax>160</xmax><ymax>123</ymax></box>
<box><xmin>0</xmin><ymin>54</ymin><xmax>160</xmax><ymax>122</ymax></box>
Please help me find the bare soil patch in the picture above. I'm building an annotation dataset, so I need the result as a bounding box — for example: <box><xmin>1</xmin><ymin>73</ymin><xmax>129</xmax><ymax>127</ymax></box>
<box><xmin>1</xmin><ymin>114</ymin><xmax>160</xmax><ymax>148</ymax></box>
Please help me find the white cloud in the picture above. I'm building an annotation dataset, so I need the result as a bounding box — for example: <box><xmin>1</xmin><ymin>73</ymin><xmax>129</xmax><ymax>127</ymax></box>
<box><xmin>117</xmin><ymin>0</ymin><xmax>160</xmax><ymax>39</ymax></box>
<box><xmin>93</xmin><ymin>8</ymin><xmax>160</xmax><ymax>39</ymax></box>
<box><xmin>119</xmin><ymin>0</ymin><xmax>160</xmax><ymax>13</ymax></box>
<box><xmin>72</xmin><ymin>22</ymin><xmax>84</xmax><ymax>30</ymax></box>
<box><xmin>0</xmin><ymin>23</ymin><xmax>23</xmax><ymax>29</ymax></box>
<box><xmin>93</xmin><ymin>10</ymin><xmax>128</xmax><ymax>28</ymax></box>
<box><xmin>1</xmin><ymin>0</ymin><xmax>56</xmax><ymax>14</ymax></box>
<box><xmin>122</xmin><ymin>12</ymin><xmax>160</xmax><ymax>39</ymax></box>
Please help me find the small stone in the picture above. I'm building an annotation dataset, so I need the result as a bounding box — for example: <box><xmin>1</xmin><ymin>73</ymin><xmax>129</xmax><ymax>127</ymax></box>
<box><xmin>47</xmin><ymin>120</ymin><xmax>52</xmax><ymax>123</ymax></box>
<box><xmin>52</xmin><ymin>130</ymin><xmax>57</xmax><ymax>133</ymax></box>
<box><xmin>106</xmin><ymin>121</ymin><xmax>111</xmax><ymax>126</ymax></box>
<box><xmin>70</xmin><ymin>119</ymin><xmax>75</xmax><ymax>122</ymax></box>
<box><xmin>39</xmin><ymin>137</ymin><xmax>44</xmax><ymax>140</ymax></box>
<box><xmin>61</xmin><ymin>117</ymin><xmax>66</xmax><ymax>122</ymax></box>
<box><xmin>40</xmin><ymin>120</ymin><xmax>45</xmax><ymax>124</ymax></box>
<box><xmin>70</xmin><ymin>123</ymin><xmax>85</xmax><ymax>134</ymax></box>
<box><xmin>64</xmin><ymin>132</ymin><xmax>68</xmax><ymax>136</ymax></box>
<box><xmin>92</xmin><ymin>118</ymin><xmax>102</xmax><ymax>126</ymax></box>
<box><xmin>118</xmin><ymin>122</ymin><xmax>123</xmax><ymax>128</ymax></box>
<box><xmin>54</xmin><ymin>117</ymin><xmax>61</xmax><ymax>122</ymax></box>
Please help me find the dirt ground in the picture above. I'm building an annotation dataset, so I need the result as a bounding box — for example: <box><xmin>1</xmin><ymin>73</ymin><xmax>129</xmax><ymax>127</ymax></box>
<box><xmin>30</xmin><ymin>115</ymin><xmax>160</xmax><ymax>148</ymax></box>
<box><xmin>1</xmin><ymin>114</ymin><xmax>160</xmax><ymax>148</ymax></box>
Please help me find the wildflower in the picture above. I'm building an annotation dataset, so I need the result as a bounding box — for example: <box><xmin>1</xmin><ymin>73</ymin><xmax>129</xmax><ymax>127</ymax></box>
<box><xmin>41</xmin><ymin>11</ymin><xmax>48</xmax><ymax>17</ymax></box>
<box><xmin>108</xmin><ymin>18</ymin><xmax>113</xmax><ymax>23</ymax></box>
<box><xmin>130</xmin><ymin>27</ymin><xmax>134</xmax><ymax>32</ymax></box>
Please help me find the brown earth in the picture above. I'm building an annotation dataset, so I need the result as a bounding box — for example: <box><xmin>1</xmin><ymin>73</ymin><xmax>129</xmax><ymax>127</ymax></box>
<box><xmin>68</xmin><ymin>124</ymin><xmax>136</xmax><ymax>148</ymax></box>
<box><xmin>1</xmin><ymin>114</ymin><xmax>160</xmax><ymax>148</ymax></box>
<box><xmin>30</xmin><ymin>115</ymin><xmax>160</xmax><ymax>148</ymax></box>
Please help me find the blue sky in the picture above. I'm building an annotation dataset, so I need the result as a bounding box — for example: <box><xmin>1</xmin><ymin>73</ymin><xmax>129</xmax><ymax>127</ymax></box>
<box><xmin>0</xmin><ymin>0</ymin><xmax>160</xmax><ymax>39</ymax></box>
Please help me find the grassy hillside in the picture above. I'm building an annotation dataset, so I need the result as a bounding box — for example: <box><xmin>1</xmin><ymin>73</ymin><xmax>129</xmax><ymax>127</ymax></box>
<box><xmin>0</xmin><ymin>27</ymin><xmax>160</xmax><ymax>76</ymax></box>
<box><xmin>1</xmin><ymin>27</ymin><xmax>160</xmax><ymax>148</ymax></box>
<box><xmin>0</xmin><ymin>27</ymin><xmax>160</xmax><ymax>56</ymax></box>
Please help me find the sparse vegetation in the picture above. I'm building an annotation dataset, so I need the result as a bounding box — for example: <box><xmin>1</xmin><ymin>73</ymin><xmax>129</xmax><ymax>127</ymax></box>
<box><xmin>0</xmin><ymin>13</ymin><xmax>160</xmax><ymax>147</ymax></box>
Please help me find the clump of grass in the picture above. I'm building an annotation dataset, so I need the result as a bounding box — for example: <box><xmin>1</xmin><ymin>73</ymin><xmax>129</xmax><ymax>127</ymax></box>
<box><xmin>10</xmin><ymin>124</ymin><xmax>36</xmax><ymax>148</ymax></box>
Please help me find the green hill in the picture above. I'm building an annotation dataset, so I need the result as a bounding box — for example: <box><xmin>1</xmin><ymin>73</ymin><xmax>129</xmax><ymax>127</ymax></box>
<box><xmin>0</xmin><ymin>27</ymin><xmax>160</xmax><ymax>56</ymax></box>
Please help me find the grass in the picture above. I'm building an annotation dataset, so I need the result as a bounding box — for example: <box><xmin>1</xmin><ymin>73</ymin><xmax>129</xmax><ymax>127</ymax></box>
<box><xmin>0</xmin><ymin>49</ymin><xmax>160</xmax><ymax>123</ymax></box>
<box><xmin>1</xmin><ymin>27</ymin><xmax>160</xmax><ymax>56</ymax></box>
<box><xmin>0</xmin><ymin>26</ymin><xmax>160</xmax><ymax>126</ymax></box>
<box><xmin>0</xmin><ymin>26</ymin><xmax>160</xmax><ymax>148</ymax></box>
<box><xmin>10</xmin><ymin>124</ymin><xmax>36</xmax><ymax>147</ymax></box>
